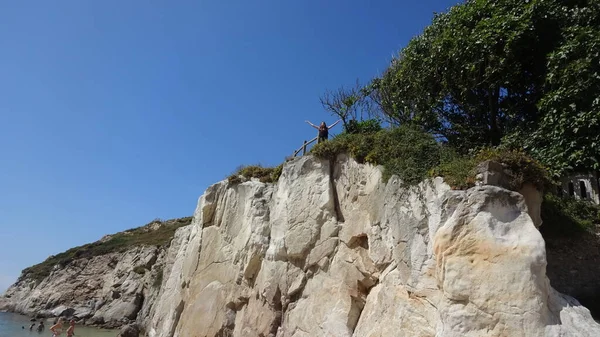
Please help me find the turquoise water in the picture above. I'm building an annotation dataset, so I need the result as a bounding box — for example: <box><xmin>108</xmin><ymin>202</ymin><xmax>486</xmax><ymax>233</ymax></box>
<box><xmin>0</xmin><ymin>312</ymin><xmax>118</xmax><ymax>337</ymax></box>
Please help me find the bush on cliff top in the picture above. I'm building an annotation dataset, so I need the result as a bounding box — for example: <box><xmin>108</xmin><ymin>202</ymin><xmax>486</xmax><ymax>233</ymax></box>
<box><xmin>228</xmin><ymin>164</ymin><xmax>283</xmax><ymax>184</ymax></box>
<box><xmin>311</xmin><ymin>126</ymin><xmax>550</xmax><ymax>190</ymax></box>
<box><xmin>20</xmin><ymin>216</ymin><xmax>192</xmax><ymax>284</ymax></box>
<box><xmin>432</xmin><ymin>147</ymin><xmax>552</xmax><ymax>191</ymax></box>
<box><xmin>311</xmin><ymin>126</ymin><xmax>441</xmax><ymax>184</ymax></box>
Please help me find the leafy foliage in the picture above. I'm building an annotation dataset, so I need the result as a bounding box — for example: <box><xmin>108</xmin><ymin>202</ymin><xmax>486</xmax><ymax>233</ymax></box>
<box><xmin>359</xmin><ymin>0</ymin><xmax>600</xmax><ymax>175</ymax></box>
<box><xmin>228</xmin><ymin>164</ymin><xmax>283</xmax><ymax>184</ymax></box>
<box><xmin>475</xmin><ymin>148</ymin><xmax>552</xmax><ymax>191</ymax></box>
<box><xmin>312</xmin><ymin>126</ymin><xmax>440</xmax><ymax>184</ymax></box>
<box><xmin>376</xmin><ymin>0</ymin><xmax>560</xmax><ymax>149</ymax></box>
<box><xmin>541</xmin><ymin>194</ymin><xmax>600</xmax><ymax>237</ymax></box>
<box><xmin>309</xmin><ymin>133</ymin><xmax>358</xmax><ymax>160</ymax></box>
<box><xmin>526</xmin><ymin>2</ymin><xmax>600</xmax><ymax>176</ymax></box>
<box><xmin>313</xmin><ymin>127</ymin><xmax>549</xmax><ymax>190</ymax></box>
<box><xmin>20</xmin><ymin>217</ymin><xmax>192</xmax><ymax>283</ymax></box>
<box><xmin>432</xmin><ymin>147</ymin><xmax>551</xmax><ymax>190</ymax></box>
<box><xmin>365</xmin><ymin>127</ymin><xmax>441</xmax><ymax>183</ymax></box>
<box><xmin>344</xmin><ymin>118</ymin><xmax>382</xmax><ymax>135</ymax></box>
<box><xmin>431</xmin><ymin>149</ymin><xmax>478</xmax><ymax>190</ymax></box>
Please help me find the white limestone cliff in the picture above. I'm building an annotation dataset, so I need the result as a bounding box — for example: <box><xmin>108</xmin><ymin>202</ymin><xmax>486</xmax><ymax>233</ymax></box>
<box><xmin>2</xmin><ymin>154</ymin><xmax>598</xmax><ymax>336</ymax></box>
<box><xmin>144</xmin><ymin>154</ymin><xmax>600</xmax><ymax>337</ymax></box>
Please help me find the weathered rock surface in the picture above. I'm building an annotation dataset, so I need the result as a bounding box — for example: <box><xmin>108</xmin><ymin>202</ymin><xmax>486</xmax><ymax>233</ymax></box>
<box><xmin>118</xmin><ymin>323</ymin><xmax>141</xmax><ymax>337</ymax></box>
<box><xmin>142</xmin><ymin>155</ymin><xmax>600</xmax><ymax>337</ymax></box>
<box><xmin>3</xmin><ymin>155</ymin><xmax>599</xmax><ymax>336</ymax></box>
<box><xmin>0</xmin><ymin>219</ymin><xmax>191</xmax><ymax>330</ymax></box>
<box><xmin>544</xmin><ymin>229</ymin><xmax>600</xmax><ymax>319</ymax></box>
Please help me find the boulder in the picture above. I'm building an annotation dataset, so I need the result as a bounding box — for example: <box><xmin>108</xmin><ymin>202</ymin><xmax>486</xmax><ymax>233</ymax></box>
<box><xmin>117</xmin><ymin>323</ymin><xmax>140</xmax><ymax>337</ymax></box>
<box><xmin>72</xmin><ymin>307</ymin><xmax>94</xmax><ymax>319</ymax></box>
<box><xmin>50</xmin><ymin>305</ymin><xmax>74</xmax><ymax>317</ymax></box>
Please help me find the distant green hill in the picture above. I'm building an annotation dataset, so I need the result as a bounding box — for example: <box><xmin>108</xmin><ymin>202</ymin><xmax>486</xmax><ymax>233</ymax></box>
<box><xmin>20</xmin><ymin>216</ymin><xmax>193</xmax><ymax>283</ymax></box>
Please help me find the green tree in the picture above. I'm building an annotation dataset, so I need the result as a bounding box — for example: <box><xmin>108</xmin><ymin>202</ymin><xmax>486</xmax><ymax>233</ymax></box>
<box><xmin>525</xmin><ymin>1</ymin><xmax>600</xmax><ymax>176</ymax></box>
<box><xmin>375</xmin><ymin>0</ymin><xmax>565</xmax><ymax>149</ymax></box>
<box><xmin>372</xmin><ymin>0</ymin><xmax>599</xmax><ymax>175</ymax></box>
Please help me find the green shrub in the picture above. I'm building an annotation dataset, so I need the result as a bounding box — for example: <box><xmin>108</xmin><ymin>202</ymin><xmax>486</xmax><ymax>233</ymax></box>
<box><xmin>20</xmin><ymin>216</ymin><xmax>193</xmax><ymax>283</ymax></box>
<box><xmin>133</xmin><ymin>266</ymin><xmax>146</xmax><ymax>274</ymax></box>
<box><xmin>310</xmin><ymin>133</ymin><xmax>356</xmax><ymax>160</ymax></box>
<box><xmin>312</xmin><ymin>127</ymin><xmax>550</xmax><ymax>190</ymax></box>
<box><xmin>344</xmin><ymin>119</ymin><xmax>382</xmax><ymax>135</ymax></box>
<box><xmin>368</xmin><ymin>127</ymin><xmax>440</xmax><ymax>183</ymax></box>
<box><xmin>541</xmin><ymin>194</ymin><xmax>600</xmax><ymax>237</ymax></box>
<box><xmin>431</xmin><ymin>148</ymin><xmax>477</xmax><ymax>190</ymax></box>
<box><xmin>228</xmin><ymin>164</ymin><xmax>282</xmax><ymax>184</ymax></box>
<box><xmin>430</xmin><ymin>147</ymin><xmax>551</xmax><ymax>191</ymax></box>
<box><xmin>475</xmin><ymin>148</ymin><xmax>552</xmax><ymax>192</ymax></box>
<box><xmin>312</xmin><ymin>126</ymin><xmax>440</xmax><ymax>184</ymax></box>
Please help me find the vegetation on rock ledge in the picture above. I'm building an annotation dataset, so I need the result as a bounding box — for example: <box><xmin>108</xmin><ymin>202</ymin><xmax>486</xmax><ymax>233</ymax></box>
<box><xmin>311</xmin><ymin>125</ymin><xmax>551</xmax><ymax>191</ymax></box>
<box><xmin>228</xmin><ymin>164</ymin><xmax>283</xmax><ymax>185</ymax></box>
<box><xmin>316</xmin><ymin>0</ymin><xmax>599</xmax><ymax>236</ymax></box>
<box><xmin>320</xmin><ymin>0</ymin><xmax>600</xmax><ymax>178</ymax></box>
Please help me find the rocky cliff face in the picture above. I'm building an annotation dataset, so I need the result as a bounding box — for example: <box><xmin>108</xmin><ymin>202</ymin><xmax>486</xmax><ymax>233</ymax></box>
<box><xmin>3</xmin><ymin>155</ymin><xmax>599</xmax><ymax>336</ymax></box>
<box><xmin>0</xmin><ymin>218</ymin><xmax>192</xmax><ymax>329</ymax></box>
<box><xmin>143</xmin><ymin>155</ymin><xmax>600</xmax><ymax>337</ymax></box>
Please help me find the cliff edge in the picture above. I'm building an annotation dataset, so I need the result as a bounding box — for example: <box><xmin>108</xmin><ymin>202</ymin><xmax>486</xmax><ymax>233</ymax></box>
<box><xmin>146</xmin><ymin>155</ymin><xmax>599</xmax><ymax>337</ymax></box>
<box><xmin>2</xmin><ymin>155</ymin><xmax>599</xmax><ymax>336</ymax></box>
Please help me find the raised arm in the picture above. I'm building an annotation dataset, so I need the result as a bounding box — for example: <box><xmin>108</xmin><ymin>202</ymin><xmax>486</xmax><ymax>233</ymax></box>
<box><xmin>305</xmin><ymin>120</ymin><xmax>318</xmax><ymax>129</ymax></box>
<box><xmin>328</xmin><ymin>119</ymin><xmax>341</xmax><ymax>129</ymax></box>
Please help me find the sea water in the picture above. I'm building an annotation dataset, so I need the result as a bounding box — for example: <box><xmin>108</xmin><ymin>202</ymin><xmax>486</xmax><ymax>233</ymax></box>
<box><xmin>0</xmin><ymin>312</ymin><xmax>118</xmax><ymax>337</ymax></box>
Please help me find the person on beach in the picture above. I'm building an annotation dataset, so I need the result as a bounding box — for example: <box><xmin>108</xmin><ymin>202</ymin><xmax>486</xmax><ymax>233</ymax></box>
<box><xmin>305</xmin><ymin>120</ymin><xmax>341</xmax><ymax>143</ymax></box>
<box><xmin>29</xmin><ymin>322</ymin><xmax>35</xmax><ymax>330</ymax></box>
<box><xmin>50</xmin><ymin>318</ymin><xmax>63</xmax><ymax>337</ymax></box>
<box><xmin>66</xmin><ymin>320</ymin><xmax>75</xmax><ymax>337</ymax></box>
<box><xmin>37</xmin><ymin>320</ymin><xmax>45</xmax><ymax>332</ymax></box>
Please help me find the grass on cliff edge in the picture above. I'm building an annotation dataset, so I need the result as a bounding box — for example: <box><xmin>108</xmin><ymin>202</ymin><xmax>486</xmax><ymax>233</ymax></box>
<box><xmin>311</xmin><ymin>126</ymin><xmax>597</xmax><ymax>237</ymax></box>
<box><xmin>310</xmin><ymin>126</ymin><xmax>550</xmax><ymax>190</ymax></box>
<box><xmin>20</xmin><ymin>216</ymin><xmax>193</xmax><ymax>284</ymax></box>
<box><xmin>228</xmin><ymin>164</ymin><xmax>283</xmax><ymax>184</ymax></box>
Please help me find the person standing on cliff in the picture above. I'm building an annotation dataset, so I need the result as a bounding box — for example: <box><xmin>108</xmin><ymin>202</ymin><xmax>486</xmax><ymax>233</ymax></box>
<box><xmin>305</xmin><ymin>120</ymin><xmax>341</xmax><ymax>143</ymax></box>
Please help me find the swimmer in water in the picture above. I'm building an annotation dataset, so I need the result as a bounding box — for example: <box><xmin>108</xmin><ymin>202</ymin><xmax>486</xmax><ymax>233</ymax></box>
<box><xmin>49</xmin><ymin>317</ymin><xmax>64</xmax><ymax>337</ymax></box>
<box><xmin>66</xmin><ymin>320</ymin><xmax>75</xmax><ymax>337</ymax></box>
<box><xmin>37</xmin><ymin>320</ymin><xmax>45</xmax><ymax>332</ymax></box>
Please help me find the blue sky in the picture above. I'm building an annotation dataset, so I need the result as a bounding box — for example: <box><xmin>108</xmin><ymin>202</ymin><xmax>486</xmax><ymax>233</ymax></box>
<box><xmin>0</xmin><ymin>0</ymin><xmax>459</xmax><ymax>292</ymax></box>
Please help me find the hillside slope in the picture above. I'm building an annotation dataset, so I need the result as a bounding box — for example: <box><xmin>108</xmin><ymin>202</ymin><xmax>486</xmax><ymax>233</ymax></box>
<box><xmin>0</xmin><ymin>217</ymin><xmax>191</xmax><ymax>329</ymax></box>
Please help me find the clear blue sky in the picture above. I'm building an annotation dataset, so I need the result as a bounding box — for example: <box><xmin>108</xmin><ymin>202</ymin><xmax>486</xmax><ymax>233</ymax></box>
<box><xmin>0</xmin><ymin>0</ymin><xmax>459</xmax><ymax>292</ymax></box>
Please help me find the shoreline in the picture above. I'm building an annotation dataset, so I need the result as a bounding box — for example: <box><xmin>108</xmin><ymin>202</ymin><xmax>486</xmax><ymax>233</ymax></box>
<box><xmin>0</xmin><ymin>306</ymin><xmax>127</xmax><ymax>330</ymax></box>
<box><xmin>0</xmin><ymin>312</ymin><xmax>119</xmax><ymax>337</ymax></box>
